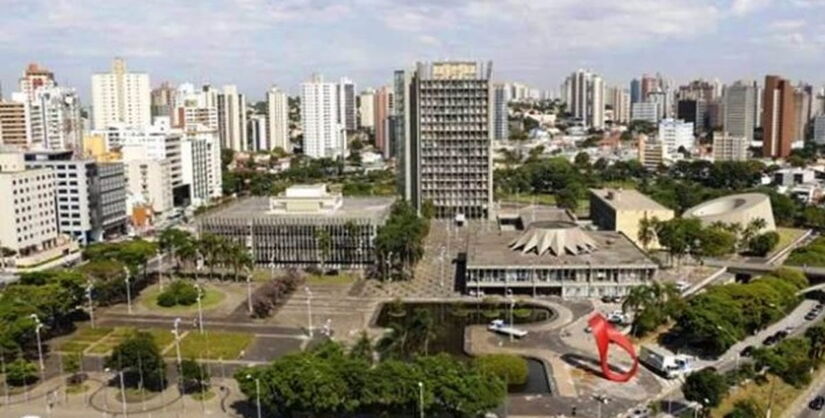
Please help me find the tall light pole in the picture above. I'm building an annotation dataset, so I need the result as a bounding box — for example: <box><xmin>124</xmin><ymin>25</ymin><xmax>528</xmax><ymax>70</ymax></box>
<box><xmin>30</xmin><ymin>314</ymin><xmax>45</xmax><ymax>380</ymax></box>
<box><xmin>506</xmin><ymin>289</ymin><xmax>515</xmax><ymax>343</ymax></box>
<box><xmin>122</xmin><ymin>266</ymin><xmax>132</xmax><ymax>314</ymax></box>
<box><xmin>439</xmin><ymin>247</ymin><xmax>446</xmax><ymax>288</ymax></box>
<box><xmin>246</xmin><ymin>374</ymin><xmax>262</xmax><ymax>418</ymax></box>
<box><xmin>194</xmin><ymin>283</ymin><xmax>204</xmax><ymax>334</ymax></box>
<box><xmin>418</xmin><ymin>381</ymin><xmax>424</xmax><ymax>418</ymax></box>
<box><xmin>246</xmin><ymin>268</ymin><xmax>253</xmax><ymax>314</ymax></box>
<box><xmin>86</xmin><ymin>281</ymin><xmax>95</xmax><ymax>329</ymax></box>
<box><xmin>156</xmin><ymin>248</ymin><xmax>164</xmax><ymax>291</ymax></box>
<box><xmin>305</xmin><ymin>286</ymin><xmax>313</xmax><ymax>338</ymax></box>
<box><xmin>172</xmin><ymin>318</ymin><xmax>183</xmax><ymax>386</ymax></box>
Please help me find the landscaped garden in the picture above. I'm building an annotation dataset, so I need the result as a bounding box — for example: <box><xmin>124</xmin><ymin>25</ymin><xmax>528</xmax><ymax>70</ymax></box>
<box><xmin>140</xmin><ymin>281</ymin><xmax>225</xmax><ymax>313</ymax></box>
<box><xmin>176</xmin><ymin>331</ymin><xmax>253</xmax><ymax>360</ymax></box>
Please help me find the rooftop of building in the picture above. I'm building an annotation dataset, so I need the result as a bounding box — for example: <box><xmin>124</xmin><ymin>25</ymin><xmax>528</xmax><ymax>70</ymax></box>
<box><xmin>200</xmin><ymin>195</ymin><xmax>396</xmax><ymax>223</ymax></box>
<box><xmin>466</xmin><ymin>224</ymin><xmax>655</xmax><ymax>268</ymax></box>
<box><xmin>590</xmin><ymin>188</ymin><xmax>672</xmax><ymax>212</ymax></box>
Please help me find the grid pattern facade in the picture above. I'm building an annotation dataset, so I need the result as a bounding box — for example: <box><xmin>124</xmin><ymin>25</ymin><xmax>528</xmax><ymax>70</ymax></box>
<box><xmin>465</xmin><ymin>266</ymin><xmax>656</xmax><ymax>298</ymax></box>
<box><xmin>411</xmin><ymin>61</ymin><xmax>493</xmax><ymax>219</ymax></box>
<box><xmin>0</xmin><ymin>168</ymin><xmax>58</xmax><ymax>255</ymax></box>
<box><xmin>200</xmin><ymin>217</ymin><xmax>381</xmax><ymax>268</ymax></box>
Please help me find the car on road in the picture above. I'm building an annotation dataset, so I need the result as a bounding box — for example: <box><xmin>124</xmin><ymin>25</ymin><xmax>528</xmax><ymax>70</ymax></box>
<box><xmin>763</xmin><ymin>335</ymin><xmax>778</xmax><ymax>346</ymax></box>
<box><xmin>740</xmin><ymin>346</ymin><xmax>754</xmax><ymax>357</ymax></box>
<box><xmin>806</xmin><ymin>311</ymin><xmax>819</xmax><ymax>321</ymax></box>
<box><xmin>809</xmin><ymin>395</ymin><xmax>825</xmax><ymax>410</ymax></box>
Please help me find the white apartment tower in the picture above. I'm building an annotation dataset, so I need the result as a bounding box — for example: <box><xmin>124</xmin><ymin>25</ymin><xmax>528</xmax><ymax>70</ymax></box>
<box><xmin>266</xmin><ymin>86</ymin><xmax>290</xmax><ymax>152</ymax></box>
<box><xmin>247</xmin><ymin>115</ymin><xmax>268</xmax><ymax>152</ymax></box>
<box><xmin>174</xmin><ymin>83</ymin><xmax>219</xmax><ymax>132</ymax></box>
<box><xmin>217</xmin><ymin>85</ymin><xmax>247</xmax><ymax>151</ymax></box>
<box><xmin>18</xmin><ymin>63</ymin><xmax>56</xmax><ymax>104</ymax></box>
<box><xmin>658</xmin><ymin>118</ymin><xmax>695</xmax><ymax>156</ymax></box>
<box><xmin>29</xmin><ymin>87</ymin><xmax>82</xmax><ymax>151</ymax></box>
<box><xmin>565</xmin><ymin>69</ymin><xmax>605</xmax><ymax>129</ymax></box>
<box><xmin>358</xmin><ymin>89</ymin><xmax>375</xmax><ymax>129</ymax></box>
<box><xmin>301</xmin><ymin>75</ymin><xmax>346</xmax><ymax>159</ymax></box>
<box><xmin>91</xmin><ymin>58</ymin><xmax>151</xmax><ymax>129</ymax></box>
<box><xmin>723</xmin><ymin>81</ymin><xmax>756</xmax><ymax>142</ymax></box>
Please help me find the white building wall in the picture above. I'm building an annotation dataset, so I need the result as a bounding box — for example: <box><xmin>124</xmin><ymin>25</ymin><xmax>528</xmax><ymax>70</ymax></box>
<box><xmin>359</xmin><ymin>90</ymin><xmax>375</xmax><ymax>129</ymax></box>
<box><xmin>91</xmin><ymin>58</ymin><xmax>151</xmax><ymax>129</ymax></box>
<box><xmin>302</xmin><ymin>75</ymin><xmax>346</xmax><ymax>159</ymax></box>
<box><xmin>0</xmin><ymin>158</ymin><xmax>58</xmax><ymax>253</ymax></box>
<box><xmin>266</xmin><ymin>86</ymin><xmax>290</xmax><ymax>152</ymax></box>
<box><xmin>658</xmin><ymin>118</ymin><xmax>695</xmax><ymax>155</ymax></box>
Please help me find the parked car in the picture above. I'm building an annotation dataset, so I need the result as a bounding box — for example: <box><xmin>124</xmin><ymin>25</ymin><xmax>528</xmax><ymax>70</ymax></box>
<box><xmin>809</xmin><ymin>395</ymin><xmax>825</xmax><ymax>410</ymax></box>
<box><xmin>775</xmin><ymin>330</ymin><xmax>789</xmax><ymax>340</ymax></box>
<box><xmin>806</xmin><ymin>311</ymin><xmax>818</xmax><ymax>321</ymax></box>
<box><xmin>763</xmin><ymin>335</ymin><xmax>778</xmax><ymax>346</ymax></box>
<box><xmin>740</xmin><ymin>346</ymin><xmax>755</xmax><ymax>357</ymax></box>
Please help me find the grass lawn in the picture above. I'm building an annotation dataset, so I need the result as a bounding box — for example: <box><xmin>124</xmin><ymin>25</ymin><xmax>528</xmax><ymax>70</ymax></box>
<box><xmin>601</xmin><ymin>180</ymin><xmax>640</xmax><ymax>190</ymax></box>
<box><xmin>711</xmin><ymin>374</ymin><xmax>805</xmax><ymax>418</ymax></box>
<box><xmin>140</xmin><ymin>284</ymin><xmax>225</xmax><ymax>314</ymax></box>
<box><xmin>176</xmin><ymin>331</ymin><xmax>253</xmax><ymax>360</ymax></box>
<box><xmin>770</xmin><ymin>227</ymin><xmax>806</xmax><ymax>257</ymax></box>
<box><xmin>306</xmin><ymin>272</ymin><xmax>357</xmax><ymax>286</ymax></box>
<box><xmin>191</xmin><ymin>390</ymin><xmax>216</xmax><ymax>401</ymax></box>
<box><xmin>57</xmin><ymin>327</ymin><xmax>113</xmax><ymax>354</ymax></box>
<box><xmin>88</xmin><ymin>327</ymin><xmax>175</xmax><ymax>355</ymax></box>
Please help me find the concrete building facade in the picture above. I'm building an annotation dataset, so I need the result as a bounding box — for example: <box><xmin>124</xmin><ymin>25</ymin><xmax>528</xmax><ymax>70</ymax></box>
<box><xmin>762</xmin><ymin>75</ymin><xmax>796</xmax><ymax>158</ymax></box>
<box><xmin>658</xmin><ymin>118</ymin><xmax>695</xmax><ymax>155</ymax></box>
<box><xmin>564</xmin><ymin>69</ymin><xmax>605</xmax><ymax>129</ymax></box>
<box><xmin>493</xmin><ymin>83</ymin><xmax>510</xmax><ymax>140</ymax></box>
<box><xmin>217</xmin><ymin>85</ymin><xmax>247</xmax><ymax>152</ymax></box>
<box><xmin>0</xmin><ymin>152</ymin><xmax>58</xmax><ymax>255</ymax></box>
<box><xmin>712</xmin><ymin>132</ymin><xmax>750</xmax><ymax>161</ymax></box>
<box><xmin>302</xmin><ymin>75</ymin><xmax>346</xmax><ymax>159</ymax></box>
<box><xmin>91</xmin><ymin>58</ymin><xmax>151</xmax><ymax>129</ymax></box>
<box><xmin>589</xmin><ymin>188</ymin><xmax>675</xmax><ymax>250</ymax></box>
<box><xmin>723</xmin><ymin>81</ymin><xmax>756</xmax><ymax>142</ymax></box>
<box><xmin>266</xmin><ymin>86</ymin><xmax>290</xmax><ymax>152</ymax></box>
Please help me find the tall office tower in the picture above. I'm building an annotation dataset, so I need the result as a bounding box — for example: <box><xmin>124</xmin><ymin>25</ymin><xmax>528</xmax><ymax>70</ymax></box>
<box><xmin>373</xmin><ymin>86</ymin><xmax>393</xmax><ymax>158</ymax></box>
<box><xmin>151</xmin><ymin>82</ymin><xmax>176</xmax><ymax>121</ymax></box>
<box><xmin>0</xmin><ymin>96</ymin><xmax>31</xmax><ymax>147</ymax></box>
<box><xmin>707</xmin><ymin>100</ymin><xmax>723</xmax><ymax>130</ymax></box>
<box><xmin>814</xmin><ymin>87</ymin><xmax>825</xmax><ymax>117</ymax></box>
<box><xmin>28</xmin><ymin>87</ymin><xmax>82</xmax><ymax>151</ymax></box>
<box><xmin>247</xmin><ymin>114</ymin><xmax>268</xmax><ymax>151</ymax></box>
<box><xmin>394</xmin><ymin>70</ymin><xmax>413</xmax><ymax>198</ymax></box>
<box><xmin>712</xmin><ymin>132</ymin><xmax>750</xmax><ymax>162</ymax></box>
<box><xmin>91</xmin><ymin>58</ymin><xmax>151</xmax><ymax>129</ymax></box>
<box><xmin>640</xmin><ymin>74</ymin><xmax>658</xmax><ymax>101</ymax></box>
<box><xmin>723</xmin><ymin>81</ymin><xmax>756</xmax><ymax>142</ymax></box>
<box><xmin>0</xmin><ymin>152</ymin><xmax>58</xmax><ymax>257</ymax></box>
<box><xmin>814</xmin><ymin>115</ymin><xmax>825</xmax><ymax>145</ymax></box>
<box><xmin>493</xmin><ymin>83</ymin><xmax>510</xmax><ymax>140</ymax></box>
<box><xmin>18</xmin><ymin>63</ymin><xmax>55</xmax><ymax>103</ymax></box>
<box><xmin>630</xmin><ymin>79</ymin><xmax>642</xmax><ymax>104</ymax></box>
<box><xmin>180</xmin><ymin>130</ymin><xmax>222</xmax><ymax>205</ymax></box>
<box><xmin>24</xmin><ymin>150</ymin><xmax>128</xmax><ymax>244</ymax></box>
<box><xmin>266</xmin><ymin>86</ymin><xmax>290</xmax><ymax>152</ymax></box>
<box><xmin>762</xmin><ymin>75</ymin><xmax>796</xmax><ymax>158</ymax></box>
<box><xmin>678</xmin><ymin>79</ymin><xmax>717</xmax><ymax>102</ymax></box>
<box><xmin>175</xmin><ymin>83</ymin><xmax>219</xmax><ymax>132</ymax></box>
<box><xmin>564</xmin><ymin>69</ymin><xmax>605</xmax><ymax>129</ymax></box>
<box><xmin>677</xmin><ymin>100</ymin><xmax>707</xmax><ymax>134</ymax></box>
<box><xmin>631</xmin><ymin>102</ymin><xmax>660</xmax><ymax>124</ymax></box>
<box><xmin>752</xmin><ymin>81</ymin><xmax>763</xmax><ymax>129</ymax></box>
<box><xmin>358</xmin><ymin>89</ymin><xmax>375</xmax><ymax>129</ymax></box>
<box><xmin>405</xmin><ymin>61</ymin><xmax>493</xmax><ymax>219</ymax></box>
<box><xmin>217</xmin><ymin>85</ymin><xmax>247</xmax><ymax>151</ymax></box>
<box><xmin>658</xmin><ymin>118</ymin><xmax>695</xmax><ymax>156</ymax></box>
<box><xmin>606</xmin><ymin>86</ymin><xmax>630</xmax><ymax>124</ymax></box>
<box><xmin>337</xmin><ymin>77</ymin><xmax>357</xmax><ymax>131</ymax></box>
<box><xmin>301</xmin><ymin>74</ymin><xmax>346</xmax><ymax>159</ymax></box>
<box><xmin>794</xmin><ymin>85</ymin><xmax>813</xmax><ymax>142</ymax></box>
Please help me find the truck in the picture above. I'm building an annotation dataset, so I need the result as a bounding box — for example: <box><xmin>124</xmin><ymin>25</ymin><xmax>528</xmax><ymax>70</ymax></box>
<box><xmin>639</xmin><ymin>345</ymin><xmax>692</xmax><ymax>379</ymax></box>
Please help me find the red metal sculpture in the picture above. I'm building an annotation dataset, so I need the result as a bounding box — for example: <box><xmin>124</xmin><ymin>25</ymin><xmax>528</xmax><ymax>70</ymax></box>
<box><xmin>588</xmin><ymin>313</ymin><xmax>639</xmax><ymax>382</ymax></box>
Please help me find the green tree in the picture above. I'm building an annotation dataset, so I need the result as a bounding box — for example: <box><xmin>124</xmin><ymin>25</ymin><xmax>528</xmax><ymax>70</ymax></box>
<box><xmin>805</xmin><ymin>322</ymin><xmax>825</xmax><ymax>360</ymax></box>
<box><xmin>683</xmin><ymin>368</ymin><xmax>729</xmax><ymax>410</ymax></box>
<box><xmin>315</xmin><ymin>228</ymin><xmax>332</xmax><ymax>274</ymax></box>
<box><xmin>64</xmin><ymin>353</ymin><xmax>83</xmax><ymax>384</ymax></box>
<box><xmin>349</xmin><ymin>331</ymin><xmax>374</xmax><ymax>364</ymax></box>
<box><xmin>748</xmin><ymin>232</ymin><xmax>780</xmax><ymax>257</ymax></box>
<box><xmin>104</xmin><ymin>331</ymin><xmax>166</xmax><ymax>391</ymax></box>
<box><xmin>637</xmin><ymin>216</ymin><xmax>659</xmax><ymax>252</ymax></box>
<box><xmin>180</xmin><ymin>358</ymin><xmax>210</xmax><ymax>394</ymax></box>
<box><xmin>724</xmin><ymin>399</ymin><xmax>763</xmax><ymax>418</ymax></box>
<box><xmin>474</xmin><ymin>354</ymin><xmax>528</xmax><ymax>386</ymax></box>
<box><xmin>5</xmin><ymin>358</ymin><xmax>38</xmax><ymax>387</ymax></box>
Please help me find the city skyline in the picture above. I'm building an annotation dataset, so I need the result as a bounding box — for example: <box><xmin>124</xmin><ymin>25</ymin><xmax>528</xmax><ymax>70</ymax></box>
<box><xmin>3</xmin><ymin>0</ymin><xmax>825</xmax><ymax>100</ymax></box>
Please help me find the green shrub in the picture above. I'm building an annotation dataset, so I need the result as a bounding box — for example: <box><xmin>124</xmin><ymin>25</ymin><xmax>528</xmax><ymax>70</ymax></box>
<box><xmin>5</xmin><ymin>358</ymin><xmax>38</xmax><ymax>387</ymax></box>
<box><xmin>474</xmin><ymin>354</ymin><xmax>529</xmax><ymax>386</ymax></box>
<box><xmin>157</xmin><ymin>280</ymin><xmax>198</xmax><ymax>307</ymax></box>
<box><xmin>748</xmin><ymin>232</ymin><xmax>780</xmax><ymax>257</ymax></box>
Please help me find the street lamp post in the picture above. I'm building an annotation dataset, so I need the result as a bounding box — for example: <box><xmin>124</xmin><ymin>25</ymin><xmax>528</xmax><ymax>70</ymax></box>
<box><xmin>30</xmin><ymin>314</ymin><xmax>45</xmax><ymax>381</ymax></box>
<box><xmin>118</xmin><ymin>369</ymin><xmax>128</xmax><ymax>418</ymax></box>
<box><xmin>246</xmin><ymin>374</ymin><xmax>262</xmax><ymax>418</ymax></box>
<box><xmin>123</xmin><ymin>267</ymin><xmax>132</xmax><ymax>314</ymax></box>
<box><xmin>439</xmin><ymin>247</ymin><xmax>446</xmax><ymax>288</ymax></box>
<box><xmin>86</xmin><ymin>281</ymin><xmax>95</xmax><ymax>328</ymax></box>
<box><xmin>305</xmin><ymin>286</ymin><xmax>313</xmax><ymax>338</ymax></box>
<box><xmin>246</xmin><ymin>271</ymin><xmax>253</xmax><ymax>314</ymax></box>
<box><xmin>194</xmin><ymin>283</ymin><xmax>204</xmax><ymax>334</ymax></box>
<box><xmin>595</xmin><ymin>395</ymin><xmax>609</xmax><ymax>418</ymax></box>
<box><xmin>418</xmin><ymin>381</ymin><xmax>424</xmax><ymax>418</ymax></box>
<box><xmin>156</xmin><ymin>248</ymin><xmax>164</xmax><ymax>291</ymax></box>
<box><xmin>172</xmin><ymin>318</ymin><xmax>183</xmax><ymax>383</ymax></box>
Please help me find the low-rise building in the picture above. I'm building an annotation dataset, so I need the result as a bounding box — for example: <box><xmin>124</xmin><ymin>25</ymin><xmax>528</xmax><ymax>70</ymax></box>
<box><xmin>589</xmin><ymin>188</ymin><xmax>674</xmax><ymax>249</ymax></box>
<box><xmin>712</xmin><ymin>132</ymin><xmax>749</xmax><ymax>161</ymax></box>
<box><xmin>658</xmin><ymin>118</ymin><xmax>695</xmax><ymax>156</ymax></box>
<box><xmin>464</xmin><ymin>206</ymin><xmax>657</xmax><ymax>299</ymax></box>
<box><xmin>198</xmin><ymin>184</ymin><xmax>395</xmax><ymax>269</ymax></box>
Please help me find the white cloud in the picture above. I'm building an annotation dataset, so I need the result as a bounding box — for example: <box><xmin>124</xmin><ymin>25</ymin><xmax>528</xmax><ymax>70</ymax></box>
<box><xmin>731</xmin><ymin>0</ymin><xmax>772</xmax><ymax>15</ymax></box>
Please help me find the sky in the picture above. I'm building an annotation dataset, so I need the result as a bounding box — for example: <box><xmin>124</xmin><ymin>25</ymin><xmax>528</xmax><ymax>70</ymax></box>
<box><xmin>2</xmin><ymin>0</ymin><xmax>825</xmax><ymax>101</ymax></box>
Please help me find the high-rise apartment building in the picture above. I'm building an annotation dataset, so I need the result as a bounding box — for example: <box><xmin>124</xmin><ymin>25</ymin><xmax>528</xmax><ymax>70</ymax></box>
<box><xmin>28</xmin><ymin>87</ymin><xmax>82</xmax><ymax>151</ymax></box>
<box><xmin>358</xmin><ymin>89</ymin><xmax>375</xmax><ymax>129</ymax></box>
<box><xmin>0</xmin><ymin>96</ymin><xmax>31</xmax><ymax>147</ymax></box>
<box><xmin>677</xmin><ymin>100</ymin><xmax>707</xmax><ymax>134</ymax></box>
<box><xmin>814</xmin><ymin>115</ymin><xmax>825</xmax><ymax>145</ymax></box>
<box><xmin>124</xmin><ymin>158</ymin><xmax>173</xmax><ymax>215</ymax></box>
<box><xmin>493</xmin><ymin>83</ymin><xmax>510</xmax><ymax>140</ymax></box>
<box><xmin>394</xmin><ymin>70</ymin><xmax>413</xmax><ymax>197</ymax></box>
<box><xmin>723</xmin><ymin>81</ymin><xmax>756</xmax><ymax>142</ymax></box>
<box><xmin>374</xmin><ymin>86</ymin><xmax>393</xmax><ymax>158</ymax></box>
<box><xmin>0</xmin><ymin>152</ymin><xmax>58</xmax><ymax>256</ymax></box>
<box><xmin>266</xmin><ymin>86</ymin><xmax>290</xmax><ymax>153</ymax></box>
<box><xmin>151</xmin><ymin>82</ymin><xmax>176</xmax><ymax>121</ymax></box>
<box><xmin>640</xmin><ymin>74</ymin><xmax>658</xmax><ymax>101</ymax></box>
<box><xmin>564</xmin><ymin>69</ymin><xmax>605</xmax><ymax>129</ymax></box>
<box><xmin>181</xmin><ymin>130</ymin><xmax>222</xmax><ymax>205</ymax></box>
<box><xmin>174</xmin><ymin>83</ymin><xmax>219</xmax><ymax>132</ymax></box>
<box><xmin>404</xmin><ymin>61</ymin><xmax>493</xmax><ymax>219</ymax></box>
<box><xmin>631</xmin><ymin>102</ymin><xmax>660</xmax><ymax>124</ymax></box>
<box><xmin>247</xmin><ymin>114</ymin><xmax>268</xmax><ymax>152</ymax></box>
<box><xmin>630</xmin><ymin>79</ymin><xmax>642</xmax><ymax>104</ymax></box>
<box><xmin>301</xmin><ymin>74</ymin><xmax>346</xmax><ymax>159</ymax></box>
<box><xmin>658</xmin><ymin>118</ymin><xmax>695</xmax><ymax>156</ymax></box>
<box><xmin>91</xmin><ymin>58</ymin><xmax>151</xmax><ymax>129</ymax></box>
<box><xmin>18</xmin><ymin>63</ymin><xmax>55</xmax><ymax>103</ymax></box>
<box><xmin>217</xmin><ymin>85</ymin><xmax>247</xmax><ymax>152</ymax></box>
<box><xmin>606</xmin><ymin>87</ymin><xmax>630</xmax><ymax>124</ymax></box>
<box><xmin>712</xmin><ymin>132</ymin><xmax>749</xmax><ymax>161</ymax></box>
<box><xmin>794</xmin><ymin>85</ymin><xmax>813</xmax><ymax>142</ymax></box>
<box><xmin>762</xmin><ymin>75</ymin><xmax>796</xmax><ymax>158</ymax></box>
<box><xmin>678</xmin><ymin>79</ymin><xmax>718</xmax><ymax>102</ymax></box>
<box><xmin>338</xmin><ymin>77</ymin><xmax>357</xmax><ymax>131</ymax></box>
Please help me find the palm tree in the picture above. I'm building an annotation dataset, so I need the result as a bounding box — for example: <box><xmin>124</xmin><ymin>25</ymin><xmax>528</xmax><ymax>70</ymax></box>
<box><xmin>234</xmin><ymin>245</ymin><xmax>254</xmax><ymax>282</ymax></box>
<box><xmin>197</xmin><ymin>233</ymin><xmax>223</xmax><ymax>279</ymax></box>
<box><xmin>742</xmin><ymin>218</ymin><xmax>768</xmax><ymax>245</ymax></box>
<box><xmin>637</xmin><ymin>216</ymin><xmax>659</xmax><ymax>252</ymax></box>
<box><xmin>315</xmin><ymin>228</ymin><xmax>332</xmax><ymax>274</ymax></box>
